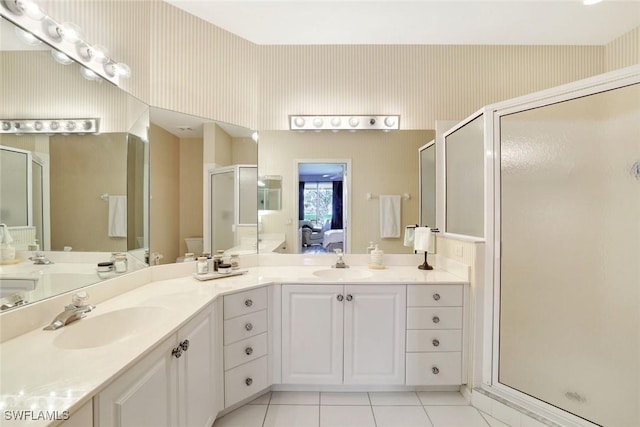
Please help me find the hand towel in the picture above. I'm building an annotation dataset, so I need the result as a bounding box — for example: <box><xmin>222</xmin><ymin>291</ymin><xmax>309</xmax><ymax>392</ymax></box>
<box><xmin>414</xmin><ymin>227</ymin><xmax>435</xmax><ymax>253</ymax></box>
<box><xmin>379</xmin><ymin>195</ymin><xmax>401</xmax><ymax>238</ymax></box>
<box><xmin>403</xmin><ymin>226</ymin><xmax>415</xmax><ymax>247</ymax></box>
<box><xmin>108</xmin><ymin>195</ymin><xmax>127</xmax><ymax>238</ymax></box>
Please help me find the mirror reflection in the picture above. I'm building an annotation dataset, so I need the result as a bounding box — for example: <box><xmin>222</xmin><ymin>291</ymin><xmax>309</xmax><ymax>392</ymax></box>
<box><xmin>258</xmin><ymin>129</ymin><xmax>435</xmax><ymax>254</ymax></box>
<box><xmin>148</xmin><ymin>107</ymin><xmax>257</xmax><ymax>264</ymax></box>
<box><xmin>0</xmin><ymin>17</ymin><xmax>149</xmax><ymax>310</ymax></box>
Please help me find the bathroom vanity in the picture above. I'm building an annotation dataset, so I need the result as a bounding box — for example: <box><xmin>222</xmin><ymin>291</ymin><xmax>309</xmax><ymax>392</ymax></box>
<box><xmin>0</xmin><ymin>259</ymin><xmax>468</xmax><ymax>427</ymax></box>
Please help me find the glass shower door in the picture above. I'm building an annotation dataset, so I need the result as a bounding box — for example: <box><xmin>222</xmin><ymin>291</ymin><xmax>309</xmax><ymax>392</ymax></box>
<box><xmin>210</xmin><ymin>169</ymin><xmax>235</xmax><ymax>253</ymax></box>
<box><xmin>498</xmin><ymin>83</ymin><xmax>640</xmax><ymax>426</ymax></box>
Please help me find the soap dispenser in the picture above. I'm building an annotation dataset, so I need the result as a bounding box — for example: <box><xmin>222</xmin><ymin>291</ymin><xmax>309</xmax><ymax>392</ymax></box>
<box><xmin>369</xmin><ymin>244</ymin><xmax>385</xmax><ymax>269</ymax></box>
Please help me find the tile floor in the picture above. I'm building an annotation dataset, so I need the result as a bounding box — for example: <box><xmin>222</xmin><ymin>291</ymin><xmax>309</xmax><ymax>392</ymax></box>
<box><xmin>213</xmin><ymin>391</ymin><xmax>507</xmax><ymax>427</ymax></box>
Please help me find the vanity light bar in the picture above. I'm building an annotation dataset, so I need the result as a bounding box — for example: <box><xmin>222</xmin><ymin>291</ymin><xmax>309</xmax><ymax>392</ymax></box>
<box><xmin>0</xmin><ymin>0</ymin><xmax>130</xmax><ymax>86</ymax></box>
<box><xmin>0</xmin><ymin>119</ymin><xmax>99</xmax><ymax>134</ymax></box>
<box><xmin>289</xmin><ymin>115</ymin><xmax>400</xmax><ymax>131</ymax></box>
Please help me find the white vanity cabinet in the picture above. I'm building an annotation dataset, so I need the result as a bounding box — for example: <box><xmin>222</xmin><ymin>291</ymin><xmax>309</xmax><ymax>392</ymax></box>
<box><xmin>223</xmin><ymin>287</ymin><xmax>269</xmax><ymax>408</ymax></box>
<box><xmin>95</xmin><ymin>304</ymin><xmax>218</xmax><ymax>427</ymax></box>
<box><xmin>405</xmin><ymin>284</ymin><xmax>465</xmax><ymax>386</ymax></box>
<box><xmin>281</xmin><ymin>284</ymin><xmax>406</xmax><ymax>385</ymax></box>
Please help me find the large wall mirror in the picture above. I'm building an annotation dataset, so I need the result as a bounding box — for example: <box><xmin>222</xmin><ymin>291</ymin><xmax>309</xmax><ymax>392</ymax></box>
<box><xmin>258</xmin><ymin>129</ymin><xmax>435</xmax><ymax>254</ymax></box>
<box><xmin>0</xmin><ymin>17</ymin><xmax>149</xmax><ymax>310</ymax></box>
<box><xmin>148</xmin><ymin>107</ymin><xmax>257</xmax><ymax>264</ymax></box>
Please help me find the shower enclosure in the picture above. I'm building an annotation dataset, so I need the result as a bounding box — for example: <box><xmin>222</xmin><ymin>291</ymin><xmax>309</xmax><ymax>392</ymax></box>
<box><xmin>206</xmin><ymin>164</ymin><xmax>258</xmax><ymax>254</ymax></box>
<box><xmin>483</xmin><ymin>67</ymin><xmax>639</xmax><ymax>427</ymax></box>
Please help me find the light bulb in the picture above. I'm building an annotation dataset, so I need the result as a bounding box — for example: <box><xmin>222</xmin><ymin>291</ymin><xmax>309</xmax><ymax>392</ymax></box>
<box><xmin>348</xmin><ymin>117</ymin><xmax>360</xmax><ymax>127</ymax></box>
<box><xmin>330</xmin><ymin>117</ymin><xmax>342</xmax><ymax>127</ymax></box>
<box><xmin>14</xmin><ymin>27</ymin><xmax>42</xmax><ymax>45</ymax></box>
<box><xmin>251</xmin><ymin>131</ymin><xmax>259</xmax><ymax>143</ymax></box>
<box><xmin>80</xmin><ymin>67</ymin><xmax>101</xmax><ymax>82</ymax></box>
<box><xmin>16</xmin><ymin>0</ymin><xmax>45</xmax><ymax>20</ymax></box>
<box><xmin>51</xmin><ymin>49</ymin><xmax>73</xmax><ymax>65</ymax></box>
<box><xmin>33</xmin><ymin>121</ymin><xmax>43</xmax><ymax>131</ymax></box>
<box><xmin>58</xmin><ymin>22</ymin><xmax>82</xmax><ymax>43</ymax></box>
<box><xmin>384</xmin><ymin>116</ymin><xmax>396</xmax><ymax>127</ymax></box>
<box><xmin>293</xmin><ymin>117</ymin><xmax>305</xmax><ymax>128</ymax></box>
<box><xmin>312</xmin><ymin>117</ymin><xmax>324</xmax><ymax>128</ymax></box>
<box><xmin>49</xmin><ymin>121</ymin><xmax>59</xmax><ymax>131</ymax></box>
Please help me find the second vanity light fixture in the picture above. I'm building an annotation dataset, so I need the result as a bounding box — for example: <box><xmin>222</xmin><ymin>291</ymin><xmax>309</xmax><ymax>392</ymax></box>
<box><xmin>1</xmin><ymin>119</ymin><xmax>99</xmax><ymax>134</ymax></box>
<box><xmin>289</xmin><ymin>115</ymin><xmax>400</xmax><ymax>131</ymax></box>
<box><xmin>1</xmin><ymin>0</ymin><xmax>131</xmax><ymax>86</ymax></box>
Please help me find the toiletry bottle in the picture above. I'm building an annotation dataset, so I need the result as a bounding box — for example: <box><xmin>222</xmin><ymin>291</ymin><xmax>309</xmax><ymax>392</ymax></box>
<box><xmin>114</xmin><ymin>253</ymin><xmax>127</xmax><ymax>273</ymax></box>
<box><xmin>370</xmin><ymin>245</ymin><xmax>384</xmax><ymax>267</ymax></box>
<box><xmin>366</xmin><ymin>242</ymin><xmax>375</xmax><ymax>254</ymax></box>
<box><xmin>196</xmin><ymin>257</ymin><xmax>209</xmax><ymax>274</ymax></box>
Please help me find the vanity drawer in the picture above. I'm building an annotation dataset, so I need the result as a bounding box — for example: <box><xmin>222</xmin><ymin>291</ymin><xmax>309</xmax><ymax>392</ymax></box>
<box><xmin>225</xmin><ymin>356</ymin><xmax>268</xmax><ymax>408</ymax></box>
<box><xmin>406</xmin><ymin>352</ymin><xmax>462</xmax><ymax>386</ymax></box>
<box><xmin>407</xmin><ymin>329</ymin><xmax>462</xmax><ymax>352</ymax></box>
<box><xmin>407</xmin><ymin>307</ymin><xmax>462</xmax><ymax>329</ymax></box>
<box><xmin>224</xmin><ymin>332</ymin><xmax>268</xmax><ymax>371</ymax></box>
<box><xmin>224</xmin><ymin>310</ymin><xmax>267</xmax><ymax>345</ymax></box>
<box><xmin>408</xmin><ymin>285</ymin><xmax>463</xmax><ymax>307</ymax></box>
<box><xmin>224</xmin><ymin>287</ymin><xmax>268</xmax><ymax>319</ymax></box>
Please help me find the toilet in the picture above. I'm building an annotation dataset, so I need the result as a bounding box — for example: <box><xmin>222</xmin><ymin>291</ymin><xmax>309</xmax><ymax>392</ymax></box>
<box><xmin>184</xmin><ymin>237</ymin><xmax>203</xmax><ymax>256</ymax></box>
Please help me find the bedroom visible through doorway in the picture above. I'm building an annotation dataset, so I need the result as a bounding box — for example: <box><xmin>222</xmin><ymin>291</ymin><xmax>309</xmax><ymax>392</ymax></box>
<box><xmin>296</xmin><ymin>161</ymin><xmax>348</xmax><ymax>254</ymax></box>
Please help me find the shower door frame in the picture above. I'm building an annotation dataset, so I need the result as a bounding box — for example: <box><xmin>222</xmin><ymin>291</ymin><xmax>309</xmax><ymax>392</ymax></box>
<box><xmin>481</xmin><ymin>65</ymin><xmax>640</xmax><ymax>427</ymax></box>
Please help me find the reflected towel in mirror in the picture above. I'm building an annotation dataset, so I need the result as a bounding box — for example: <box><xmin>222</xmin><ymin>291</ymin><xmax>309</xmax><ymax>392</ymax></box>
<box><xmin>108</xmin><ymin>195</ymin><xmax>127</xmax><ymax>238</ymax></box>
<box><xmin>379</xmin><ymin>195</ymin><xmax>401</xmax><ymax>238</ymax></box>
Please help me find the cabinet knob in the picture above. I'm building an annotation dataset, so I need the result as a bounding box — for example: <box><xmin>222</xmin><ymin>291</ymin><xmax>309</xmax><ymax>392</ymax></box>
<box><xmin>432</xmin><ymin>293</ymin><xmax>441</xmax><ymax>301</ymax></box>
<box><xmin>337</xmin><ymin>294</ymin><xmax>344</xmax><ymax>302</ymax></box>
<box><xmin>245</xmin><ymin>377</ymin><xmax>253</xmax><ymax>386</ymax></box>
<box><xmin>245</xmin><ymin>299</ymin><xmax>253</xmax><ymax>307</ymax></box>
<box><xmin>432</xmin><ymin>339</ymin><xmax>440</xmax><ymax>347</ymax></box>
<box><xmin>432</xmin><ymin>367</ymin><xmax>440</xmax><ymax>375</ymax></box>
<box><xmin>346</xmin><ymin>294</ymin><xmax>353</xmax><ymax>302</ymax></box>
<box><xmin>172</xmin><ymin>347</ymin><xmax>182</xmax><ymax>359</ymax></box>
<box><xmin>245</xmin><ymin>322</ymin><xmax>253</xmax><ymax>331</ymax></box>
<box><xmin>180</xmin><ymin>339</ymin><xmax>190</xmax><ymax>351</ymax></box>
<box><xmin>245</xmin><ymin>346</ymin><xmax>253</xmax><ymax>355</ymax></box>
<box><xmin>432</xmin><ymin>316</ymin><xmax>440</xmax><ymax>324</ymax></box>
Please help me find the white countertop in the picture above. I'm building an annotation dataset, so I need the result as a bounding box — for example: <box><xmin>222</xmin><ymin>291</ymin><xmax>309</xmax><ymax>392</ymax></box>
<box><xmin>0</xmin><ymin>264</ymin><xmax>466</xmax><ymax>426</ymax></box>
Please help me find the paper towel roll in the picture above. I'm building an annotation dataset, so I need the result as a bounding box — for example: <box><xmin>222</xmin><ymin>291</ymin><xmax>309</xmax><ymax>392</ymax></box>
<box><xmin>413</xmin><ymin>227</ymin><xmax>435</xmax><ymax>253</ymax></box>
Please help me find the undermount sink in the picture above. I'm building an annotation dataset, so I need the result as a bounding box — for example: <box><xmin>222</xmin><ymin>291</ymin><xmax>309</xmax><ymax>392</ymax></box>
<box><xmin>312</xmin><ymin>268</ymin><xmax>373</xmax><ymax>280</ymax></box>
<box><xmin>53</xmin><ymin>306</ymin><xmax>168</xmax><ymax>350</ymax></box>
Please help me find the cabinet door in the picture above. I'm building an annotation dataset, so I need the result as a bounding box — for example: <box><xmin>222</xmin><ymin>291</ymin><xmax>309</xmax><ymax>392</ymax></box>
<box><xmin>95</xmin><ymin>337</ymin><xmax>178</xmax><ymax>427</ymax></box>
<box><xmin>344</xmin><ymin>285</ymin><xmax>406</xmax><ymax>385</ymax></box>
<box><xmin>282</xmin><ymin>284</ymin><xmax>343</xmax><ymax>384</ymax></box>
<box><xmin>177</xmin><ymin>305</ymin><xmax>217</xmax><ymax>427</ymax></box>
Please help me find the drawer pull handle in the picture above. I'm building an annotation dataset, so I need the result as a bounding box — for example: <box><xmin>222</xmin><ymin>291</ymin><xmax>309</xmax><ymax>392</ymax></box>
<box><xmin>346</xmin><ymin>294</ymin><xmax>353</xmax><ymax>302</ymax></box>
<box><xmin>245</xmin><ymin>323</ymin><xmax>253</xmax><ymax>331</ymax></box>
<box><xmin>180</xmin><ymin>339</ymin><xmax>190</xmax><ymax>351</ymax></box>
<box><xmin>172</xmin><ymin>347</ymin><xmax>182</xmax><ymax>359</ymax></box>
<box><xmin>432</xmin><ymin>316</ymin><xmax>440</xmax><ymax>324</ymax></box>
<box><xmin>432</xmin><ymin>339</ymin><xmax>440</xmax><ymax>347</ymax></box>
<box><xmin>245</xmin><ymin>299</ymin><xmax>253</xmax><ymax>307</ymax></box>
<box><xmin>245</xmin><ymin>377</ymin><xmax>253</xmax><ymax>386</ymax></box>
<box><xmin>245</xmin><ymin>346</ymin><xmax>253</xmax><ymax>355</ymax></box>
<box><xmin>337</xmin><ymin>294</ymin><xmax>344</xmax><ymax>302</ymax></box>
<box><xmin>433</xmin><ymin>293</ymin><xmax>441</xmax><ymax>301</ymax></box>
<box><xmin>432</xmin><ymin>367</ymin><xmax>440</xmax><ymax>375</ymax></box>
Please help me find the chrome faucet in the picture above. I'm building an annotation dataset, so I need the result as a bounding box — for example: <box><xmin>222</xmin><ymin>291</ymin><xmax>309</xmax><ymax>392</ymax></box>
<box><xmin>333</xmin><ymin>249</ymin><xmax>348</xmax><ymax>269</ymax></box>
<box><xmin>30</xmin><ymin>252</ymin><xmax>53</xmax><ymax>265</ymax></box>
<box><xmin>43</xmin><ymin>292</ymin><xmax>95</xmax><ymax>330</ymax></box>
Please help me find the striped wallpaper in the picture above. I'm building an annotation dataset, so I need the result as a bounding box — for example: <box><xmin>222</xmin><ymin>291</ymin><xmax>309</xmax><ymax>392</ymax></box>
<box><xmin>2</xmin><ymin>1</ymin><xmax>639</xmax><ymax>131</ymax></box>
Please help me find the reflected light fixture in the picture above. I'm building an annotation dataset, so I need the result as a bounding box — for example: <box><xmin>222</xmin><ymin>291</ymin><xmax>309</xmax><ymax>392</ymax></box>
<box><xmin>14</xmin><ymin>26</ymin><xmax>41</xmax><ymax>45</ymax></box>
<box><xmin>289</xmin><ymin>115</ymin><xmax>400</xmax><ymax>131</ymax></box>
<box><xmin>1</xmin><ymin>0</ymin><xmax>131</xmax><ymax>85</ymax></box>
<box><xmin>0</xmin><ymin>119</ymin><xmax>99</xmax><ymax>134</ymax></box>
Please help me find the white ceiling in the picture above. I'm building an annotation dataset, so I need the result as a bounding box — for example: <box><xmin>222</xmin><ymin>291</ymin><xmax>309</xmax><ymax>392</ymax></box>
<box><xmin>165</xmin><ymin>0</ymin><xmax>640</xmax><ymax>46</ymax></box>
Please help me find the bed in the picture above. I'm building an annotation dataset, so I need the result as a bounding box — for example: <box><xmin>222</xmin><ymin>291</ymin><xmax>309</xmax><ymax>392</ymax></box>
<box><xmin>322</xmin><ymin>229</ymin><xmax>344</xmax><ymax>252</ymax></box>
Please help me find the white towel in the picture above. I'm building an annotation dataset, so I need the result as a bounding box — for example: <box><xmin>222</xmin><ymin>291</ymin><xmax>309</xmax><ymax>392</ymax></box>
<box><xmin>414</xmin><ymin>227</ymin><xmax>435</xmax><ymax>253</ymax></box>
<box><xmin>379</xmin><ymin>195</ymin><xmax>401</xmax><ymax>238</ymax></box>
<box><xmin>108</xmin><ymin>195</ymin><xmax>127</xmax><ymax>238</ymax></box>
<box><xmin>403</xmin><ymin>226</ymin><xmax>415</xmax><ymax>247</ymax></box>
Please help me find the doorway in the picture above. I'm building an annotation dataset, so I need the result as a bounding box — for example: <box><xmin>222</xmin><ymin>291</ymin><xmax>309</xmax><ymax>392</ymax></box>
<box><xmin>294</xmin><ymin>160</ymin><xmax>350</xmax><ymax>254</ymax></box>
